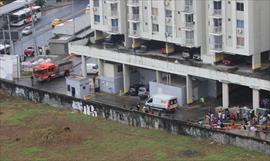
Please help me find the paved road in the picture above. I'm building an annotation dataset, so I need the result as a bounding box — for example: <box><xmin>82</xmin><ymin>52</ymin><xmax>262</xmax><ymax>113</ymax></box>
<box><xmin>13</xmin><ymin>0</ymin><xmax>88</xmax><ymax>55</ymax></box>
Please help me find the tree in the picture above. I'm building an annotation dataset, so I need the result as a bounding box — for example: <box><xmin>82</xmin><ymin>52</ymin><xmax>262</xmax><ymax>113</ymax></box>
<box><xmin>37</xmin><ymin>0</ymin><xmax>46</xmax><ymax>7</ymax></box>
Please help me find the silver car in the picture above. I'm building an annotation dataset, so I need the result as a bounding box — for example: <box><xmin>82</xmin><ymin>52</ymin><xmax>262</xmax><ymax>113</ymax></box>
<box><xmin>22</xmin><ymin>26</ymin><xmax>32</xmax><ymax>35</ymax></box>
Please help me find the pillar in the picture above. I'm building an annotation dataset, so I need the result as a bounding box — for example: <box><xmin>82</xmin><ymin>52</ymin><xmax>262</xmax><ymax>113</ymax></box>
<box><xmin>252</xmin><ymin>88</ymin><xmax>260</xmax><ymax>114</ymax></box>
<box><xmin>165</xmin><ymin>43</ymin><xmax>175</xmax><ymax>55</ymax></box>
<box><xmin>252</xmin><ymin>53</ymin><xmax>261</xmax><ymax>70</ymax></box>
<box><xmin>123</xmin><ymin>64</ymin><xmax>130</xmax><ymax>93</ymax></box>
<box><xmin>132</xmin><ymin>38</ymin><xmax>141</xmax><ymax>49</ymax></box>
<box><xmin>186</xmin><ymin>75</ymin><xmax>193</xmax><ymax>104</ymax></box>
<box><xmin>94</xmin><ymin>30</ymin><xmax>104</xmax><ymax>41</ymax></box>
<box><xmin>98</xmin><ymin>59</ymin><xmax>104</xmax><ymax>77</ymax></box>
<box><xmin>156</xmin><ymin>71</ymin><xmax>162</xmax><ymax>83</ymax></box>
<box><xmin>222</xmin><ymin>82</ymin><xmax>229</xmax><ymax>108</ymax></box>
<box><xmin>124</xmin><ymin>34</ymin><xmax>132</xmax><ymax>48</ymax></box>
<box><xmin>81</xmin><ymin>55</ymin><xmax>87</xmax><ymax>77</ymax></box>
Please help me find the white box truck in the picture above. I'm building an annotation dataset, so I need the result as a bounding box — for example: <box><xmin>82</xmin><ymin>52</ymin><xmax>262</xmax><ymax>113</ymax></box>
<box><xmin>144</xmin><ymin>94</ymin><xmax>178</xmax><ymax>112</ymax></box>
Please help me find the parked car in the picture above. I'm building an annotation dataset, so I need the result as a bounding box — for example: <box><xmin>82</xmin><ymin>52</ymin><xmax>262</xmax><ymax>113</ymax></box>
<box><xmin>144</xmin><ymin>94</ymin><xmax>177</xmax><ymax>113</ymax></box>
<box><xmin>193</xmin><ymin>54</ymin><xmax>202</xmax><ymax>61</ymax></box>
<box><xmin>24</xmin><ymin>47</ymin><xmax>35</xmax><ymax>57</ymax></box>
<box><xmin>222</xmin><ymin>58</ymin><xmax>233</xmax><ymax>66</ymax></box>
<box><xmin>128</xmin><ymin>84</ymin><xmax>144</xmax><ymax>96</ymax></box>
<box><xmin>22</xmin><ymin>26</ymin><xmax>32</xmax><ymax>35</ymax></box>
<box><xmin>51</xmin><ymin>18</ymin><xmax>63</xmax><ymax>28</ymax></box>
<box><xmin>138</xmin><ymin>86</ymin><xmax>149</xmax><ymax>99</ymax></box>
<box><xmin>182</xmin><ymin>51</ymin><xmax>191</xmax><ymax>59</ymax></box>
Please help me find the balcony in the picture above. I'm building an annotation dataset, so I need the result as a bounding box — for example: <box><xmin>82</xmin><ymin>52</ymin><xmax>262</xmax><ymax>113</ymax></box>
<box><xmin>212</xmin><ymin>9</ymin><xmax>222</xmax><ymax>17</ymax></box>
<box><xmin>211</xmin><ymin>43</ymin><xmax>223</xmax><ymax>52</ymax></box>
<box><xmin>108</xmin><ymin>26</ymin><xmax>119</xmax><ymax>33</ymax></box>
<box><xmin>210</xmin><ymin>26</ymin><xmax>222</xmax><ymax>35</ymax></box>
<box><xmin>236</xmin><ymin>28</ymin><xmax>245</xmax><ymax>36</ymax></box>
<box><xmin>182</xmin><ymin>22</ymin><xmax>194</xmax><ymax>30</ymax></box>
<box><xmin>129</xmin><ymin>29</ymin><xmax>140</xmax><ymax>38</ymax></box>
<box><xmin>127</xmin><ymin>0</ymin><xmax>139</xmax><ymax>6</ymax></box>
<box><xmin>185</xmin><ymin>38</ymin><xmax>194</xmax><ymax>47</ymax></box>
<box><xmin>106</xmin><ymin>0</ymin><xmax>118</xmax><ymax>4</ymax></box>
<box><xmin>108</xmin><ymin>10</ymin><xmax>118</xmax><ymax>18</ymax></box>
<box><xmin>182</xmin><ymin>5</ymin><xmax>193</xmax><ymax>13</ymax></box>
<box><xmin>128</xmin><ymin>14</ymin><xmax>140</xmax><ymax>22</ymax></box>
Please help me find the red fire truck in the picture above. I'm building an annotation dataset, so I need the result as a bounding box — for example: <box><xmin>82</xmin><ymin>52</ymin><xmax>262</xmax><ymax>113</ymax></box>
<box><xmin>32</xmin><ymin>57</ymin><xmax>73</xmax><ymax>81</ymax></box>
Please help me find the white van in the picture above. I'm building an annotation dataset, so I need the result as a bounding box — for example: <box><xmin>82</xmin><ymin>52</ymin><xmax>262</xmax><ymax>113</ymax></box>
<box><xmin>86</xmin><ymin>63</ymin><xmax>98</xmax><ymax>75</ymax></box>
<box><xmin>145</xmin><ymin>94</ymin><xmax>178</xmax><ymax>112</ymax></box>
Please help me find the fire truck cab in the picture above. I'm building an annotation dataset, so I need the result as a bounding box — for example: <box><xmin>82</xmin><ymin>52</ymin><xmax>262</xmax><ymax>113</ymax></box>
<box><xmin>33</xmin><ymin>63</ymin><xmax>57</xmax><ymax>81</ymax></box>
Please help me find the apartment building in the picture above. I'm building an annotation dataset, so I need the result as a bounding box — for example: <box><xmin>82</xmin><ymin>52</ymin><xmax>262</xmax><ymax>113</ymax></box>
<box><xmin>70</xmin><ymin>0</ymin><xmax>270</xmax><ymax>112</ymax></box>
<box><xmin>205</xmin><ymin>0</ymin><xmax>270</xmax><ymax>69</ymax></box>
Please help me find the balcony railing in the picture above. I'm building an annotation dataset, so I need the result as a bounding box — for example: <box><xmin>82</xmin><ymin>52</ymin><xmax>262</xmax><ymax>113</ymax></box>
<box><xmin>128</xmin><ymin>14</ymin><xmax>140</xmax><ymax>21</ymax></box>
<box><xmin>211</xmin><ymin>43</ymin><xmax>223</xmax><ymax>51</ymax></box>
<box><xmin>185</xmin><ymin>38</ymin><xmax>194</xmax><ymax>46</ymax></box>
<box><xmin>211</xmin><ymin>26</ymin><xmax>222</xmax><ymax>34</ymax></box>
<box><xmin>184</xmin><ymin>22</ymin><xmax>194</xmax><ymax>29</ymax></box>
<box><xmin>212</xmin><ymin>9</ymin><xmax>222</xmax><ymax>16</ymax></box>
<box><xmin>183</xmin><ymin>5</ymin><xmax>193</xmax><ymax>13</ymax></box>
<box><xmin>127</xmin><ymin>0</ymin><xmax>139</xmax><ymax>6</ymax></box>
<box><xmin>129</xmin><ymin>29</ymin><xmax>140</xmax><ymax>37</ymax></box>
<box><xmin>109</xmin><ymin>26</ymin><xmax>119</xmax><ymax>33</ymax></box>
<box><xmin>110</xmin><ymin>10</ymin><xmax>118</xmax><ymax>17</ymax></box>
<box><xmin>106</xmin><ymin>0</ymin><xmax>118</xmax><ymax>3</ymax></box>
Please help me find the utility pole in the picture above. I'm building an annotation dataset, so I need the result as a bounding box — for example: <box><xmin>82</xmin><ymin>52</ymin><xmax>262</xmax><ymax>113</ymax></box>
<box><xmin>30</xmin><ymin>3</ymin><xmax>38</xmax><ymax>57</ymax></box>
<box><xmin>7</xmin><ymin>14</ymin><xmax>14</xmax><ymax>55</ymax></box>
<box><xmin>72</xmin><ymin>0</ymin><xmax>75</xmax><ymax>35</ymax></box>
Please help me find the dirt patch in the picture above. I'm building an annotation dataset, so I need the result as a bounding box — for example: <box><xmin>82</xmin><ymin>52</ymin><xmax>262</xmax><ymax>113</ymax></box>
<box><xmin>179</xmin><ymin>149</ymin><xmax>199</xmax><ymax>157</ymax></box>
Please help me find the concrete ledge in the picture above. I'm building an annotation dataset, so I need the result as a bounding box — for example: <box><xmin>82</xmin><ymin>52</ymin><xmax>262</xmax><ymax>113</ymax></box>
<box><xmin>0</xmin><ymin>78</ymin><xmax>269</xmax><ymax>154</ymax></box>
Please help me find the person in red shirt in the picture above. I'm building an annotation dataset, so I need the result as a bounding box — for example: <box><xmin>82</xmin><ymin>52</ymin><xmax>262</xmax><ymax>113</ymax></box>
<box><xmin>229</xmin><ymin>112</ymin><xmax>235</xmax><ymax>121</ymax></box>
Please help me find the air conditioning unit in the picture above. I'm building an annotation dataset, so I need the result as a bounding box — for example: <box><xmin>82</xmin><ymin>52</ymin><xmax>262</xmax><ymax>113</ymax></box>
<box><xmin>237</xmin><ymin>28</ymin><xmax>244</xmax><ymax>34</ymax></box>
<box><xmin>166</xmin><ymin>18</ymin><xmax>171</xmax><ymax>23</ymax></box>
<box><xmin>165</xmin><ymin>1</ymin><xmax>170</xmax><ymax>6</ymax></box>
<box><xmin>93</xmin><ymin>8</ymin><xmax>97</xmax><ymax>11</ymax></box>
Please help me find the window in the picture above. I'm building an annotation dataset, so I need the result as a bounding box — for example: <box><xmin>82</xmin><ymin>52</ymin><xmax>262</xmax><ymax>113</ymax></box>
<box><xmin>165</xmin><ymin>9</ymin><xmax>172</xmax><ymax>18</ymax></box>
<box><xmin>185</xmin><ymin>14</ymin><xmax>193</xmax><ymax>22</ymax></box>
<box><xmin>213</xmin><ymin>1</ymin><xmax>221</xmax><ymax>9</ymax></box>
<box><xmin>236</xmin><ymin>2</ymin><xmax>244</xmax><ymax>11</ymax></box>
<box><xmin>236</xmin><ymin>20</ymin><xmax>244</xmax><ymax>28</ymax></box>
<box><xmin>165</xmin><ymin>25</ymin><xmax>172</xmax><ymax>36</ymax></box>
<box><xmin>152</xmin><ymin>24</ymin><xmax>159</xmax><ymax>32</ymax></box>
<box><xmin>93</xmin><ymin>0</ymin><xmax>99</xmax><ymax>7</ymax></box>
<box><xmin>132</xmin><ymin>7</ymin><xmax>139</xmax><ymax>15</ymax></box>
<box><xmin>152</xmin><ymin>7</ymin><xmax>158</xmax><ymax>16</ymax></box>
<box><xmin>67</xmin><ymin>85</ymin><xmax>70</xmax><ymax>91</ymax></box>
<box><xmin>118</xmin><ymin>65</ymin><xmax>123</xmax><ymax>72</ymax></box>
<box><xmin>94</xmin><ymin>15</ymin><xmax>100</xmax><ymax>22</ymax></box>
<box><xmin>237</xmin><ymin>37</ymin><xmax>245</xmax><ymax>47</ymax></box>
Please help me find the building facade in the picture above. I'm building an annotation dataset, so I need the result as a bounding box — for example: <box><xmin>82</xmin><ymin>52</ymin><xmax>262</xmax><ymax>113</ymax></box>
<box><xmin>70</xmin><ymin>0</ymin><xmax>270</xmax><ymax>112</ymax></box>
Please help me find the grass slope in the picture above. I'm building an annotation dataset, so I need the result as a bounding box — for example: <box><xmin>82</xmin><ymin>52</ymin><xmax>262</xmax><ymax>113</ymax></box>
<box><xmin>0</xmin><ymin>93</ymin><xmax>269</xmax><ymax>161</ymax></box>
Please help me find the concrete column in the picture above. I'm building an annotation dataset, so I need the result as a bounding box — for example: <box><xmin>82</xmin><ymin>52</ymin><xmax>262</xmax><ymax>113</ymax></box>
<box><xmin>186</xmin><ymin>75</ymin><xmax>193</xmax><ymax>104</ymax></box>
<box><xmin>81</xmin><ymin>55</ymin><xmax>87</xmax><ymax>77</ymax></box>
<box><xmin>156</xmin><ymin>71</ymin><xmax>162</xmax><ymax>83</ymax></box>
<box><xmin>124</xmin><ymin>34</ymin><xmax>132</xmax><ymax>48</ymax></box>
<box><xmin>98</xmin><ymin>59</ymin><xmax>104</xmax><ymax>77</ymax></box>
<box><xmin>132</xmin><ymin>38</ymin><xmax>141</xmax><ymax>49</ymax></box>
<box><xmin>94</xmin><ymin>30</ymin><xmax>104</xmax><ymax>41</ymax></box>
<box><xmin>222</xmin><ymin>82</ymin><xmax>229</xmax><ymax>108</ymax></box>
<box><xmin>252</xmin><ymin>53</ymin><xmax>261</xmax><ymax>70</ymax></box>
<box><xmin>252</xmin><ymin>89</ymin><xmax>260</xmax><ymax>113</ymax></box>
<box><xmin>123</xmin><ymin>64</ymin><xmax>130</xmax><ymax>93</ymax></box>
<box><xmin>165</xmin><ymin>43</ymin><xmax>175</xmax><ymax>55</ymax></box>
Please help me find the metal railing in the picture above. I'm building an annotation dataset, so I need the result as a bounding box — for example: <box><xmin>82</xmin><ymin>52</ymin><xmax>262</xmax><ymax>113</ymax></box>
<box><xmin>212</xmin><ymin>9</ymin><xmax>222</xmax><ymax>16</ymax></box>
<box><xmin>127</xmin><ymin>0</ymin><xmax>139</xmax><ymax>6</ymax></box>
<box><xmin>212</xmin><ymin>26</ymin><xmax>222</xmax><ymax>34</ymax></box>
<box><xmin>129</xmin><ymin>29</ymin><xmax>140</xmax><ymax>37</ymax></box>
<box><xmin>128</xmin><ymin>14</ymin><xmax>139</xmax><ymax>21</ymax></box>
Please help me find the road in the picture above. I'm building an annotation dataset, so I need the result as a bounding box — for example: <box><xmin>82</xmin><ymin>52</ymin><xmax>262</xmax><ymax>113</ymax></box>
<box><xmin>13</xmin><ymin>0</ymin><xmax>88</xmax><ymax>55</ymax></box>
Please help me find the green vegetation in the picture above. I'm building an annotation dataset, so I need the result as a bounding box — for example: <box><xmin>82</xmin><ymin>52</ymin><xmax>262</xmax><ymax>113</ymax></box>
<box><xmin>0</xmin><ymin>93</ymin><xmax>269</xmax><ymax>161</ymax></box>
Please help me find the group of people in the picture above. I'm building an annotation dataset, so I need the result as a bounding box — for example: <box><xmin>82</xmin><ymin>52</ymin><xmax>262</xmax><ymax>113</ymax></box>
<box><xmin>203</xmin><ymin>108</ymin><xmax>270</xmax><ymax>133</ymax></box>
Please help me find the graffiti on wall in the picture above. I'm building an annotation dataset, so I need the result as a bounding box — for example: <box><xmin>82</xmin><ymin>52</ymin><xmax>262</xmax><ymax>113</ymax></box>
<box><xmin>15</xmin><ymin>87</ymin><xmax>25</xmax><ymax>97</ymax></box>
<box><xmin>72</xmin><ymin>101</ymin><xmax>97</xmax><ymax>117</ymax></box>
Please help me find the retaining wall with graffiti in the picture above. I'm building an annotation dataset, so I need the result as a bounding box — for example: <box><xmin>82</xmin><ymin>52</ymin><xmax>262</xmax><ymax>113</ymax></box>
<box><xmin>0</xmin><ymin>79</ymin><xmax>269</xmax><ymax>154</ymax></box>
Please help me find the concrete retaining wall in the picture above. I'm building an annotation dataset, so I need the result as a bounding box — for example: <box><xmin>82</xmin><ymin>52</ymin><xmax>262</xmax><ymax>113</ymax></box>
<box><xmin>0</xmin><ymin>79</ymin><xmax>269</xmax><ymax>154</ymax></box>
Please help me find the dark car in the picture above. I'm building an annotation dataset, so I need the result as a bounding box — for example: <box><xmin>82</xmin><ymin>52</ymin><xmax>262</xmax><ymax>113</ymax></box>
<box><xmin>128</xmin><ymin>84</ymin><xmax>144</xmax><ymax>96</ymax></box>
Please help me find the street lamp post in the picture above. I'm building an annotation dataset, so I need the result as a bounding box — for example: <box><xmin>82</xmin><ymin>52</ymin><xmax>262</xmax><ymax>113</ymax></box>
<box><xmin>6</xmin><ymin>14</ymin><xmax>14</xmax><ymax>55</ymax></box>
